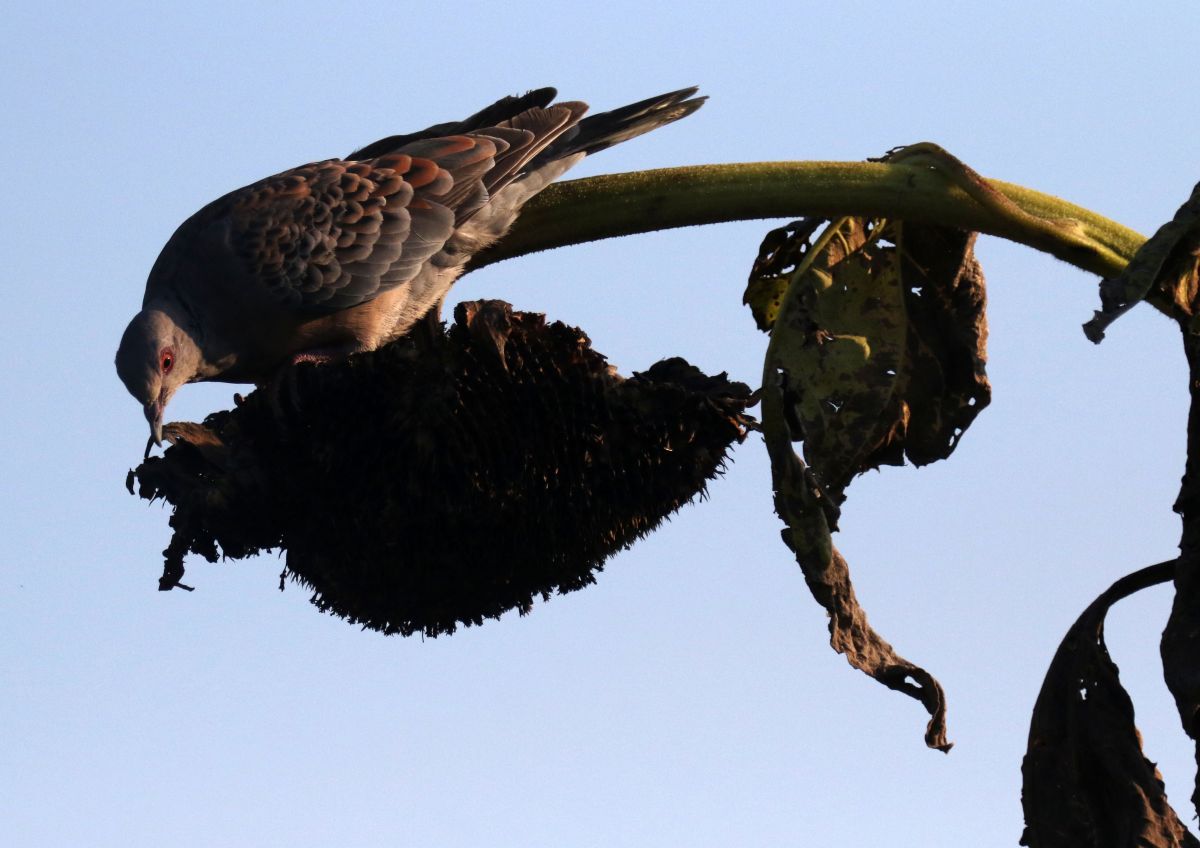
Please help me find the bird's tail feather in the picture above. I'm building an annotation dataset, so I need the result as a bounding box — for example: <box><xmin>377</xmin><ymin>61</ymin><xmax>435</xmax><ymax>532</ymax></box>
<box><xmin>533</xmin><ymin>86</ymin><xmax>705</xmax><ymax>165</ymax></box>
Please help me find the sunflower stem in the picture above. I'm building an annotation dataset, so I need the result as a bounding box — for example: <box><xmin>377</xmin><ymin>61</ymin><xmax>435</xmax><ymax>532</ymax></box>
<box><xmin>469</xmin><ymin>160</ymin><xmax>1148</xmax><ymax>303</ymax></box>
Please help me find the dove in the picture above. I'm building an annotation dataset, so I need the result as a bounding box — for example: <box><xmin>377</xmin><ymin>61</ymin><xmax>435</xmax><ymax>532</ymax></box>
<box><xmin>116</xmin><ymin>87</ymin><xmax>705</xmax><ymax>449</ymax></box>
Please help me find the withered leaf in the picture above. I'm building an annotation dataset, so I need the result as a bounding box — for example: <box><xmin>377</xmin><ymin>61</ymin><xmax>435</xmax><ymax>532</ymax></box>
<box><xmin>1160</xmin><ymin>553</ymin><xmax>1200</xmax><ymax>821</ymax></box>
<box><xmin>1167</xmin><ymin>327</ymin><xmax>1200</xmax><ymax>819</ymax></box>
<box><xmin>899</xmin><ymin>223</ymin><xmax>991</xmax><ymax>465</ymax></box>
<box><xmin>744</xmin><ymin>218</ymin><xmax>825</xmax><ymax>331</ymax></box>
<box><xmin>1084</xmin><ymin>178</ymin><xmax>1200</xmax><ymax>342</ymax></box>
<box><xmin>768</xmin><ymin>217</ymin><xmax>909</xmax><ymax>495</ymax></box>
<box><xmin>750</xmin><ymin>217</ymin><xmax>990</xmax><ymax>497</ymax></box>
<box><xmin>760</xmin><ymin>379</ymin><xmax>951</xmax><ymax>750</ymax></box>
<box><xmin>752</xmin><ymin>215</ymin><xmax>989</xmax><ymax>750</ymax></box>
<box><xmin>1020</xmin><ymin>561</ymin><xmax>1197</xmax><ymax>848</ymax></box>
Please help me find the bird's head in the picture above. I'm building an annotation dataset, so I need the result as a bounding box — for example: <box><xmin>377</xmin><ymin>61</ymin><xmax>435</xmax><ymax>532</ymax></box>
<box><xmin>115</xmin><ymin>308</ymin><xmax>201</xmax><ymax>450</ymax></box>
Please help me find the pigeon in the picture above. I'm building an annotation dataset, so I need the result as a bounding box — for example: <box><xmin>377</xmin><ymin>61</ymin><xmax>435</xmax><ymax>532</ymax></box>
<box><xmin>116</xmin><ymin>87</ymin><xmax>705</xmax><ymax>448</ymax></box>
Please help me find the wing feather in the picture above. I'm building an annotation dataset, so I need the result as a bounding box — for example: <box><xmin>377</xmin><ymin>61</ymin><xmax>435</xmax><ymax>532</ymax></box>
<box><xmin>199</xmin><ymin>152</ymin><xmax>457</xmax><ymax>312</ymax></box>
<box><xmin>152</xmin><ymin>89</ymin><xmax>698</xmax><ymax>318</ymax></box>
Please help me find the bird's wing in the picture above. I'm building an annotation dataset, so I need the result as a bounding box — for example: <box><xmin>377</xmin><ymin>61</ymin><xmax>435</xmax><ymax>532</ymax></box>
<box><xmin>154</xmin><ymin>102</ymin><xmax>587</xmax><ymax>315</ymax></box>
<box><xmin>344</xmin><ymin>88</ymin><xmax>558</xmax><ymax>160</ymax></box>
<box><xmin>223</xmin><ymin>141</ymin><xmax>486</xmax><ymax>313</ymax></box>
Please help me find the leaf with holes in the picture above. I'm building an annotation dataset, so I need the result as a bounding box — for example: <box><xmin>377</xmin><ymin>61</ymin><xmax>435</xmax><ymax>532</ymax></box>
<box><xmin>896</xmin><ymin>223</ymin><xmax>990</xmax><ymax>466</ymax></box>
<box><xmin>752</xmin><ymin>217</ymin><xmax>990</xmax><ymax>498</ymax></box>
<box><xmin>751</xmin><ymin>214</ymin><xmax>989</xmax><ymax>751</ymax></box>
<box><xmin>768</xmin><ymin>217</ymin><xmax>909</xmax><ymax>495</ymax></box>
<box><xmin>744</xmin><ymin>218</ymin><xmax>824</xmax><ymax>332</ymax></box>
<box><xmin>1020</xmin><ymin>562</ymin><xmax>1197</xmax><ymax>847</ymax></box>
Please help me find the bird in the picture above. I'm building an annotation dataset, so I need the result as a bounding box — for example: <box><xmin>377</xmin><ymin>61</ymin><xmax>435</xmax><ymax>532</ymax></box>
<box><xmin>116</xmin><ymin>87</ymin><xmax>705</xmax><ymax>449</ymax></box>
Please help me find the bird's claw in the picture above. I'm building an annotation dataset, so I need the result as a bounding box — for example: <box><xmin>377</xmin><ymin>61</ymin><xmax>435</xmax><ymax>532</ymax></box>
<box><xmin>260</xmin><ymin>364</ymin><xmax>306</xmax><ymax>430</ymax></box>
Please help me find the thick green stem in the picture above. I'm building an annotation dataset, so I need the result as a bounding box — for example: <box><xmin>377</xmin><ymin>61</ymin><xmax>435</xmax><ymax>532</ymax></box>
<box><xmin>468</xmin><ymin>160</ymin><xmax>1147</xmax><ymax>287</ymax></box>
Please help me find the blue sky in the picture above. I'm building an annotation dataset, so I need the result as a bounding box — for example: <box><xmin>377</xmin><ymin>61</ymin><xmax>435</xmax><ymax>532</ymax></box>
<box><xmin>3</xmin><ymin>1</ymin><xmax>1199</xmax><ymax>844</ymax></box>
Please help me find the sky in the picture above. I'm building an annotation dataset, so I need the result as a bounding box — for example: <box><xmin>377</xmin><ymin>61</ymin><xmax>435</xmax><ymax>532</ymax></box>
<box><xmin>3</xmin><ymin>1</ymin><xmax>1199</xmax><ymax>845</ymax></box>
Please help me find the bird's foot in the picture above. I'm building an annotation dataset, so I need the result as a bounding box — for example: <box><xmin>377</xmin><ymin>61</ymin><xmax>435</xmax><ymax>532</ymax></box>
<box><xmin>289</xmin><ymin>350</ymin><xmax>339</xmax><ymax>367</ymax></box>
<box><xmin>260</xmin><ymin>365</ymin><xmax>306</xmax><ymax>429</ymax></box>
<box><xmin>260</xmin><ymin>342</ymin><xmax>366</xmax><ymax>427</ymax></box>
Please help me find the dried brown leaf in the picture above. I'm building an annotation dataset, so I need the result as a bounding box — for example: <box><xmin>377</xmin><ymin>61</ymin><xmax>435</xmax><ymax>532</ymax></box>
<box><xmin>1166</xmin><ymin>327</ymin><xmax>1200</xmax><ymax>819</ymax></box>
<box><xmin>896</xmin><ymin>224</ymin><xmax>990</xmax><ymax>465</ymax></box>
<box><xmin>761</xmin><ymin>371</ymin><xmax>951</xmax><ymax>750</ymax></box>
<box><xmin>1020</xmin><ymin>561</ymin><xmax>1197</xmax><ymax>847</ymax></box>
<box><xmin>1084</xmin><ymin>179</ymin><xmax>1200</xmax><ymax>342</ymax></box>
<box><xmin>744</xmin><ymin>218</ymin><xmax>825</xmax><ymax>331</ymax></box>
<box><xmin>1161</xmin><ymin>555</ymin><xmax>1200</xmax><ymax>820</ymax></box>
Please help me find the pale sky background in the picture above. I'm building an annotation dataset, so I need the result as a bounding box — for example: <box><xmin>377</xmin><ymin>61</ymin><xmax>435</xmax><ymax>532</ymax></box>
<box><xmin>3</xmin><ymin>2</ymin><xmax>1199</xmax><ymax>845</ymax></box>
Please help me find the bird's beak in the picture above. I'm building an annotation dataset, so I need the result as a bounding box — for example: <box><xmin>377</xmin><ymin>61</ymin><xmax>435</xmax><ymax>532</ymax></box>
<box><xmin>144</xmin><ymin>399</ymin><xmax>164</xmax><ymax>447</ymax></box>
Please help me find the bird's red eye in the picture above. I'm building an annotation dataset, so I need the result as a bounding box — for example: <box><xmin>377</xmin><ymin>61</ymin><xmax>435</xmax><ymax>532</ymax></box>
<box><xmin>160</xmin><ymin>349</ymin><xmax>174</xmax><ymax>374</ymax></box>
